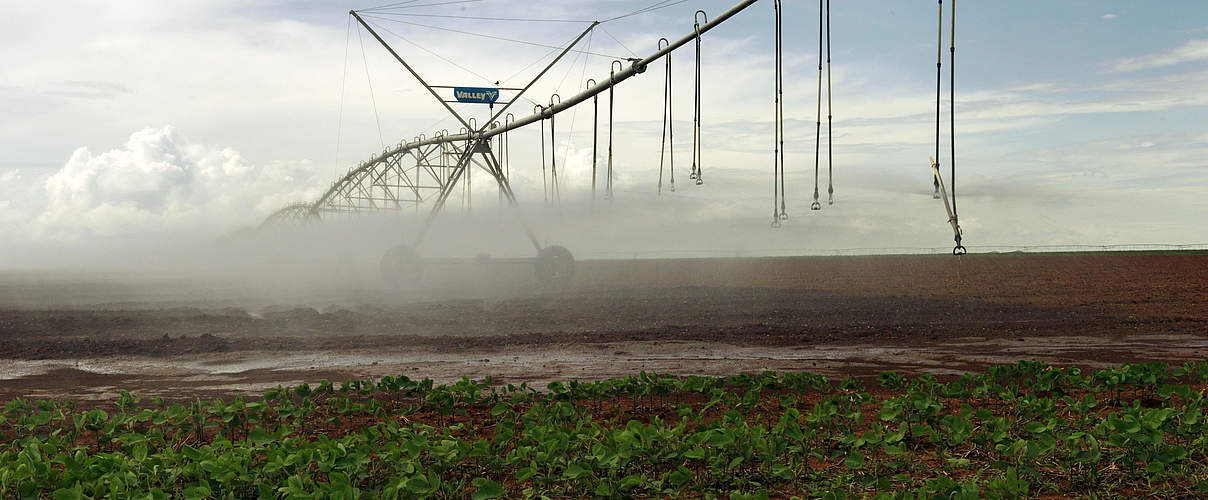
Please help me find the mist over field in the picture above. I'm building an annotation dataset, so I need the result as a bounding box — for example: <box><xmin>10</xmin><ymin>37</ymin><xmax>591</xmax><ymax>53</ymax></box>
<box><xmin>0</xmin><ymin>121</ymin><xmax>968</xmax><ymax>273</ymax></box>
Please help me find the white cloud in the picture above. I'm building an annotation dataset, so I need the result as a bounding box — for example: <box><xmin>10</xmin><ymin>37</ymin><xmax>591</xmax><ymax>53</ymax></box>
<box><xmin>2</xmin><ymin>0</ymin><xmax>1207</xmax><ymax>258</ymax></box>
<box><xmin>32</xmin><ymin>127</ymin><xmax>323</xmax><ymax>242</ymax></box>
<box><xmin>1112</xmin><ymin>39</ymin><xmax>1208</xmax><ymax>72</ymax></box>
<box><xmin>1102</xmin><ymin>14</ymin><xmax>1119</xmax><ymax>20</ymax></box>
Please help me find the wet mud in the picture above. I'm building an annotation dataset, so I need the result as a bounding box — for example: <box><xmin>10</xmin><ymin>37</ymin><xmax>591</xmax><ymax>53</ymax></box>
<box><xmin>1</xmin><ymin>253</ymin><xmax>1205</xmax><ymax>400</ymax></box>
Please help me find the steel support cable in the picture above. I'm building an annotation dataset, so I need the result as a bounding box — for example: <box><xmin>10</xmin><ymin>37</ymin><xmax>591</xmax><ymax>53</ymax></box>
<box><xmin>552</xmin><ymin>32</ymin><xmax>592</xmax><ymax>92</ymax></box>
<box><xmin>601</xmin><ymin>0</ymin><xmax>688</xmax><ymax>24</ymax></box>
<box><xmin>360</xmin><ymin>0</ymin><xmax>484</xmax><ymax>12</ymax></box>
<box><xmin>371</xmin><ymin>19</ymin><xmax>556</xmax><ymax>114</ymax></box>
<box><xmin>336</xmin><ymin>16</ymin><xmax>353</xmax><ymax>182</ymax></box>
<box><xmin>502</xmin><ymin>45</ymin><xmax>561</xmax><ymax>86</ymax></box>
<box><xmin>600</xmin><ymin>26</ymin><xmax>638</xmax><ymax>59</ymax></box>
<box><xmin>810</xmin><ymin>0</ymin><xmax>822</xmax><ymax>211</ymax></box>
<box><xmin>356</xmin><ymin>25</ymin><xmax>387</xmax><ymax>150</ymax></box>
<box><xmin>498</xmin><ymin>25</ymin><xmax>594</xmax><ymax>109</ymax></box>
<box><xmin>825</xmin><ymin>0</ymin><xmax>834</xmax><ymax>206</ymax></box>
<box><xmin>358</xmin><ymin>15</ymin><xmax>624</xmax><ymax>60</ymax></box>
<box><xmin>350</xmin><ymin>11</ymin><xmax>475</xmax><ymax>133</ymax></box>
<box><xmin>607</xmin><ymin>0</ymin><xmax>677</xmax><ymax>22</ymax></box>
<box><xmin>357</xmin><ymin>0</ymin><xmax>423</xmax><ymax>12</ymax></box>
<box><xmin>493</xmin><ymin>34</ymin><xmax>587</xmax><ymax>114</ymax></box>
<box><xmin>657</xmin><ymin>37</ymin><xmax>673</xmax><ymax>196</ymax></box>
<box><xmin>365</xmin><ymin>20</ymin><xmax>498</xmax><ymax>88</ymax></box>
<box><xmin>690</xmin><ymin>11</ymin><xmax>706</xmax><ymax>186</ymax></box>
<box><xmin>556</xmin><ymin>33</ymin><xmax>594</xmax><ymax>203</ymax></box>
<box><xmin>364</xmin><ymin>12</ymin><xmax>592</xmax><ymax>23</ymax></box>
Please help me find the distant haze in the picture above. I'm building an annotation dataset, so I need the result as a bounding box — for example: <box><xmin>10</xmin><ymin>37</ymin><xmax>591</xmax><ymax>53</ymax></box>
<box><xmin>2</xmin><ymin>0</ymin><xmax>1206</xmax><ymax>269</ymax></box>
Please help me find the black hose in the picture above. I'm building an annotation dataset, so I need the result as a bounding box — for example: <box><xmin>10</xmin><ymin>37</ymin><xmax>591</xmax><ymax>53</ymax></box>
<box><xmin>825</xmin><ymin>0</ymin><xmax>833</xmax><ymax>206</ymax></box>
<box><xmin>950</xmin><ymin>0</ymin><xmax>957</xmax><ymax>225</ymax></box>
<box><xmin>550</xmin><ymin>105</ymin><xmax>558</xmax><ymax>205</ymax></box>
<box><xmin>933</xmin><ymin>0</ymin><xmax>942</xmax><ymax>200</ymax></box>
<box><xmin>772</xmin><ymin>0</ymin><xmax>784</xmax><ymax>224</ymax></box>
<box><xmin>692</xmin><ymin>12</ymin><xmax>706</xmax><ymax>186</ymax></box>
<box><xmin>778</xmin><ymin>1</ymin><xmax>786</xmax><ymax>217</ymax></box>
<box><xmin>811</xmin><ymin>0</ymin><xmax>822</xmax><ymax>210</ymax></box>
<box><xmin>608</xmin><ymin>69</ymin><xmax>615</xmax><ymax>200</ymax></box>
<box><xmin>659</xmin><ymin>38</ymin><xmax>672</xmax><ymax>195</ymax></box>
<box><xmin>539</xmin><ymin>107</ymin><xmax>548</xmax><ymax>203</ymax></box>
<box><xmin>589</xmin><ymin>84</ymin><xmax>598</xmax><ymax>207</ymax></box>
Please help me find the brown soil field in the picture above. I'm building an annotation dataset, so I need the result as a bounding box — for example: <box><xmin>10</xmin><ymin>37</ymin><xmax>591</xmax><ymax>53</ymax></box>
<box><xmin>1</xmin><ymin>252</ymin><xmax>1205</xmax><ymax>401</ymax></box>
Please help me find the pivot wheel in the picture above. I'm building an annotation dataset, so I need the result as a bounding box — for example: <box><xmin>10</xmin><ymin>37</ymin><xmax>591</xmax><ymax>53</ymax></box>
<box><xmin>380</xmin><ymin>245</ymin><xmax>423</xmax><ymax>287</ymax></box>
<box><xmin>534</xmin><ymin>245</ymin><xmax>575</xmax><ymax>284</ymax></box>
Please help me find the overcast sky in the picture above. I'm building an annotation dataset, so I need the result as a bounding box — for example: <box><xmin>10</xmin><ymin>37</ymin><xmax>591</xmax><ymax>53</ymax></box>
<box><xmin>2</xmin><ymin>0</ymin><xmax>1206</xmax><ymax>266</ymax></box>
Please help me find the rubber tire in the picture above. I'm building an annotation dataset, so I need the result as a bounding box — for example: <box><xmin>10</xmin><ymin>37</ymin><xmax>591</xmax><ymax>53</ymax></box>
<box><xmin>534</xmin><ymin>245</ymin><xmax>574</xmax><ymax>284</ymax></box>
<box><xmin>380</xmin><ymin>245</ymin><xmax>423</xmax><ymax>287</ymax></box>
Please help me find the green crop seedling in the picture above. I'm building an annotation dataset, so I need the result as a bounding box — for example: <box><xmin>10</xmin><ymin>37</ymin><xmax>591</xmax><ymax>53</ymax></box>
<box><xmin>3</xmin><ymin>361</ymin><xmax>1208</xmax><ymax>497</ymax></box>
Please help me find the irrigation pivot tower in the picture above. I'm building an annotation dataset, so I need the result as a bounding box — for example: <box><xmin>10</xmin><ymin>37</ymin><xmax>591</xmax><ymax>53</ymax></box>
<box><xmin>264</xmin><ymin>0</ymin><xmax>761</xmax><ymax>285</ymax></box>
<box><xmin>261</xmin><ymin>0</ymin><xmax>968</xmax><ymax>280</ymax></box>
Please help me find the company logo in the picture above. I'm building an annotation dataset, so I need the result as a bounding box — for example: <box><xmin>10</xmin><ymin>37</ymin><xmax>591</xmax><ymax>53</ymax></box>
<box><xmin>453</xmin><ymin>87</ymin><xmax>500</xmax><ymax>104</ymax></box>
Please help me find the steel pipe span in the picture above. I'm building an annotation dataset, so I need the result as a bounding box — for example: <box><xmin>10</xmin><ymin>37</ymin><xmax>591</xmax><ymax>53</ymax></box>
<box><xmin>265</xmin><ymin>0</ymin><xmax>759</xmax><ymax>225</ymax></box>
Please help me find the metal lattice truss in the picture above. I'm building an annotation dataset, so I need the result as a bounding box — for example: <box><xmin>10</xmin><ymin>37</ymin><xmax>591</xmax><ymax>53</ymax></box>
<box><xmin>313</xmin><ymin>140</ymin><xmax>472</xmax><ymax>215</ymax></box>
<box><xmin>258</xmin><ymin>201</ymin><xmax>316</xmax><ymax>228</ymax></box>
<box><xmin>259</xmin><ymin>137</ymin><xmax>491</xmax><ymax>226</ymax></box>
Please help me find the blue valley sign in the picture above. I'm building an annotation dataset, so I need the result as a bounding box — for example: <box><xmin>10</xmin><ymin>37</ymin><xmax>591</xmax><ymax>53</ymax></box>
<box><xmin>453</xmin><ymin>87</ymin><xmax>500</xmax><ymax>104</ymax></box>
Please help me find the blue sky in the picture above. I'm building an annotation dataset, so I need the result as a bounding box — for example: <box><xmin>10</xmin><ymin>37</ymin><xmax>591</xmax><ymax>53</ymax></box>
<box><xmin>1</xmin><ymin>0</ymin><xmax>1206</xmax><ymax>265</ymax></box>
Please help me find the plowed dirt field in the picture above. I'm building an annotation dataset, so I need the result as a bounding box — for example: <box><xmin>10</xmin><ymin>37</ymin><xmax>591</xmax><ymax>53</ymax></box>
<box><xmin>1</xmin><ymin>252</ymin><xmax>1205</xmax><ymax>400</ymax></box>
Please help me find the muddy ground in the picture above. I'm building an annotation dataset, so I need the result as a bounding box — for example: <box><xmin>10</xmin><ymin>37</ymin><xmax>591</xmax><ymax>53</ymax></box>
<box><xmin>1</xmin><ymin>252</ymin><xmax>1205</xmax><ymax>401</ymax></box>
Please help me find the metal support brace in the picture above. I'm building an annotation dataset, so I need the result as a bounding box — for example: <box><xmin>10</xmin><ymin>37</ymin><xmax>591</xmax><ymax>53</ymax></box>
<box><xmin>930</xmin><ymin>157</ymin><xmax>966</xmax><ymax>255</ymax></box>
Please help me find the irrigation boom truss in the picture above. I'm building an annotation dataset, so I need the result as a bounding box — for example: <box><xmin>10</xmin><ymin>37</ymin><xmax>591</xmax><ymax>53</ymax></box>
<box><xmin>296</xmin><ymin>0</ymin><xmax>755</xmax><ymax>218</ymax></box>
<box><xmin>262</xmin><ymin>0</ymin><xmax>966</xmax><ymax>282</ymax></box>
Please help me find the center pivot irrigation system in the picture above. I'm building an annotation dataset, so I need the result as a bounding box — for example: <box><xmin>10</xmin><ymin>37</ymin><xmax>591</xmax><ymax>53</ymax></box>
<box><xmin>261</xmin><ymin>0</ymin><xmax>966</xmax><ymax>284</ymax></box>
